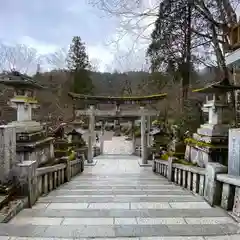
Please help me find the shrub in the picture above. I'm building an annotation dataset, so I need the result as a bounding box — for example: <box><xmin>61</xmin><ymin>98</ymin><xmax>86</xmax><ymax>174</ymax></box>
<box><xmin>68</xmin><ymin>150</ymin><xmax>76</xmax><ymax>161</ymax></box>
<box><xmin>134</xmin><ymin>129</ymin><xmax>141</xmax><ymax>137</ymax></box>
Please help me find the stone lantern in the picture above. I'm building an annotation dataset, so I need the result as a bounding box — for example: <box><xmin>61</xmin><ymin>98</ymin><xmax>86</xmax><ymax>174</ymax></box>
<box><xmin>0</xmin><ymin>71</ymin><xmax>42</xmax><ymax>131</ymax></box>
<box><xmin>0</xmin><ymin>71</ymin><xmax>54</xmax><ymax>166</ymax></box>
<box><xmin>185</xmin><ymin>79</ymin><xmax>240</xmax><ymax>168</ymax></box>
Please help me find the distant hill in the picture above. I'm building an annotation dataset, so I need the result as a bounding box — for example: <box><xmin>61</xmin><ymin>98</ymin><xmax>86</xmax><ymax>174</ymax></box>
<box><xmin>0</xmin><ymin>67</ymin><xmax>217</xmax><ymax>124</ymax></box>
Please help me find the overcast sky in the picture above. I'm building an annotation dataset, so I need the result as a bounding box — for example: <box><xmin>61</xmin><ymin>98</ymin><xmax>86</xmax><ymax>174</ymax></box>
<box><xmin>0</xmin><ymin>0</ymin><xmax>239</xmax><ymax>73</ymax></box>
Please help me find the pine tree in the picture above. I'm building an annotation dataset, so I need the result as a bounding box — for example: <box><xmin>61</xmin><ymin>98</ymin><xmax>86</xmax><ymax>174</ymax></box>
<box><xmin>67</xmin><ymin>36</ymin><xmax>93</xmax><ymax>94</ymax></box>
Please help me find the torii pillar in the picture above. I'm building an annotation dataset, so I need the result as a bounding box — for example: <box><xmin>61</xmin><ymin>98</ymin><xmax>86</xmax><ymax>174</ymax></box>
<box><xmin>131</xmin><ymin>120</ymin><xmax>136</xmax><ymax>154</ymax></box>
<box><xmin>87</xmin><ymin>105</ymin><xmax>96</xmax><ymax>164</ymax></box>
<box><xmin>140</xmin><ymin>106</ymin><xmax>148</xmax><ymax>164</ymax></box>
<box><xmin>100</xmin><ymin>121</ymin><xmax>105</xmax><ymax>154</ymax></box>
<box><xmin>147</xmin><ymin>115</ymin><xmax>151</xmax><ymax>146</ymax></box>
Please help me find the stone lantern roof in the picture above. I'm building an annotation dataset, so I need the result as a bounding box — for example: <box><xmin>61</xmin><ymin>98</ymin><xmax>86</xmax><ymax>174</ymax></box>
<box><xmin>192</xmin><ymin>78</ymin><xmax>240</xmax><ymax>94</ymax></box>
<box><xmin>0</xmin><ymin>71</ymin><xmax>43</xmax><ymax>89</ymax></box>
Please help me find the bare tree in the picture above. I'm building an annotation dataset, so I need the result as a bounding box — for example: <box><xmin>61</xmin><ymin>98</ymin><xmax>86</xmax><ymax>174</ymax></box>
<box><xmin>89</xmin><ymin>0</ymin><xmax>239</xmax><ymax>70</ymax></box>
<box><xmin>45</xmin><ymin>48</ymin><xmax>68</xmax><ymax>70</ymax></box>
<box><xmin>89</xmin><ymin>58</ymin><xmax>100</xmax><ymax>72</ymax></box>
<box><xmin>0</xmin><ymin>43</ymin><xmax>39</xmax><ymax>73</ymax></box>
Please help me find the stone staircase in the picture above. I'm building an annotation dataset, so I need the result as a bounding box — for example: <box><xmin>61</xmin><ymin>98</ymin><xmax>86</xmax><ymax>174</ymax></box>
<box><xmin>1</xmin><ymin>154</ymin><xmax>240</xmax><ymax>239</ymax></box>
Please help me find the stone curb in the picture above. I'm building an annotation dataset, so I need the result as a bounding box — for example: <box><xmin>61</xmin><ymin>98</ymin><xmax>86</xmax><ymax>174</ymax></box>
<box><xmin>0</xmin><ymin>197</ymin><xmax>28</xmax><ymax>223</ymax></box>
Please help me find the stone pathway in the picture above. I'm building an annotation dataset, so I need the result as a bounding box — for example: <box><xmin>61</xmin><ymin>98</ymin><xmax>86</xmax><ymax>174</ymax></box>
<box><xmin>103</xmin><ymin>136</ymin><xmax>133</xmax><ymax>155</ymax></box>
<box><xmin>1</xmin><ymin>137</ymin><xmax>240</xmax><ymax>239</ymax></box>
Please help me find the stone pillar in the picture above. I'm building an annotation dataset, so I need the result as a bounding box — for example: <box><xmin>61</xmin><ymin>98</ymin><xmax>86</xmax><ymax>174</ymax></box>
<box><xmin>228</xmin><ymin>128</ymin><xmax>240</xmax><ymax>176</ymax></box>
<box><xmin>0</xmin><ymin>125</ymin><xmax>17</xmax><ymax>184</ymax></box>
<box><xmin>140</xmin><ymin>107</ymin><xmax>147</xmax><ymax>164</ymax></box>
<box><xmin>88</xmin><ymin>105</ymin><xmax>95</xmax><ymax>163</ymax></box>
<box><xmin>100</xmin><ymin>121</ymin><xmax>104</xmax><ymax>154</ymax></box>
<box><xmin>147</xmin><ymin>115</ymin><xmax>151</xmax><ymax>147</ymax></box>
<box><xmin>204</xmin><ymin>162</ymin><xmax>227</xmax><ymax>206</ymax></box>
<box><xmin>131</xmin><ymin>120</ymin><xmax>136</xmax><ymax>154</ymax></box>
<box><xmin>17</xmin><ymin>160</ymin><xmax>38</xmax><ymax>208</ymax></box>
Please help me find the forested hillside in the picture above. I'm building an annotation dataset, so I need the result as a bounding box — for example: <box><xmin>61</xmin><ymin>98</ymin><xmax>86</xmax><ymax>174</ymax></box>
<box><xmin>0</xmin><ymin>67</ymin><xmax>218</xmax><ymax>125</ymax></box>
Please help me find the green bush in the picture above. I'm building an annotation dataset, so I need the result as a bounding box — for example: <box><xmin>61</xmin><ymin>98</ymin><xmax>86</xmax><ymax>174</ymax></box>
<box><xmin>134</xmin><ymin>129</ymin><xmax>141</xmax><ymax>137</ymax></box>
<box><xmin>68</xmin><ymin>150</ymin><xmax>76</xmax><ymax>161</ymax></box>
<box><xmin>174</xmin><ymin>159</ymin><xmax>198</xmax><ymax>166</ymax></box>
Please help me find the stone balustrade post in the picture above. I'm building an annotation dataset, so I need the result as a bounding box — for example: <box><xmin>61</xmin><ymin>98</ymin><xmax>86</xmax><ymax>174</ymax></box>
<box><xmin>61</xmin><ymin>157</ymin><xmax>71</xmax><ymax>182</ymax></box>
<box><xmin>167</xmin><ymin>157</ymin><xmax>173</xmax><ymax>182</ymax></box>
<box><xmin>204</xmin><ymin>162</ymin><xmax>227</xmax><ymax>206</ymax></box>
<box><xmin>152</xmin><ymin>158</ymin><xmax>156</xmax><ymax>172</ymax></box>
<box><xmin>17</xmin><ymin>160</ymin><xmax>38</xmax><ymax>208</ymax></box>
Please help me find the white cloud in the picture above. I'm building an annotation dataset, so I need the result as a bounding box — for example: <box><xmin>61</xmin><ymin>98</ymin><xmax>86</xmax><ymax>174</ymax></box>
<box><xmin>87</xmin><ymin>44</ymin><xmax>114</xmax><ymax>72</ymax></box>
<box><xmin>18</xmin><ymin>36</ymin><xmax>58</xmax><ymax>55</ymax></box>
<box><xmin>15</xmin><ymin>35</ymin><xmax>114</xmax><ymax>72</ymax></box>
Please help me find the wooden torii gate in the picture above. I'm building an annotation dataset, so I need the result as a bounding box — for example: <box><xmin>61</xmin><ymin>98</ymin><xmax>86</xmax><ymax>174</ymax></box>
<box><xmin>68</xmin><ymin>92</ymin><xmax>167</xmax><ymax>166</ymax></box>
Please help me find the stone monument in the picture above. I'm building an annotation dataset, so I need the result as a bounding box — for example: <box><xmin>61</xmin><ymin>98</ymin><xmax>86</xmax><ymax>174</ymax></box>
<box><xmin>185</xmin><ymin>79</ymin><xmax>237</xmax><ymax>167</ymax></box>
<box><xmin>0</xmin><ymin>71</ymin><xmax>54</xmax><ymax>167</ymax></box>
<box><xmin>0</xmin><ymin>125</ymin><xmax>17</xmax><ymax>184</ymax></box>
<box><xmin>228</xmin><ymin>128</ymin><xmax>240</xmax><ymax>176</ymax></box>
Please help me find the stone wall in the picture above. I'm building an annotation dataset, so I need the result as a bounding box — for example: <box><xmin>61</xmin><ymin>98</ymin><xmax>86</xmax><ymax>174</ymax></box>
<box><xmin>153</xmin><ymin>159</ymin><xmax>240</xmax><ymax>219</ymax></box>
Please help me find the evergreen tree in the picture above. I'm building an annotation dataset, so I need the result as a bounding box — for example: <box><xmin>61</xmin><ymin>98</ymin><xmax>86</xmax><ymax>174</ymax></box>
<box><xmin>67</xmin><ymin>36</ymin><xmax>93</xmax><ymax>94</ymax></box>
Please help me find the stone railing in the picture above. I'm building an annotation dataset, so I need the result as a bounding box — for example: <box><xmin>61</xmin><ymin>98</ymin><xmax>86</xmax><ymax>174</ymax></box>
<box><xmin>153</xmin><ymin>159</ymin><xmax>240</xmax><ymax>218</ymax></box>
<box><xmin>153</xmin><ymin>160</ymin><xmax>168</xmax><ymax>177</ymax></box>
<box><xmin>215</xmin><ymin>174</ymin><xmax>240</xmax><ymax>217</ymax></box>
<box><xmin>153</xmin><ymin>159</ymin><xmax>205</xmax><ymax>196</ymax></box>
<box><xmin>17</xmin><ymin>156</ymin><xmax>84</xmax><ymax>208</ymax></box>
<box><xmin>70</xmin><ymin>158</ymin><xmax>84</xmax><ymax>177</ymax></box>
<box><xmin>37</xmin><ymin>163</ymin><xmax>66</xmax><ymax>196</ymax></box>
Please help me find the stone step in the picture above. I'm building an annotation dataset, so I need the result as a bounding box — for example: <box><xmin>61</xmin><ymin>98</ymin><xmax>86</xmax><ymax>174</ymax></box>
<box><xmin>35</xmin><ymin>201</ymin><xmax>212</xmax><ymax>210</ymax></box>
<box><xmin>37</xmin><ymin>195</ymin><xmax>202</xmax><ymax>203</ymax></box>
<box><xmin>16</xmin><ymin>208</ymin><xmax>233</xmax><ymax>218</ymax></box>
<box><xmin>1</xmin><ymin>237</ymin><xmax>240</xmax><ymax>240</ymax></box>
<box><xmin>46</xmin><ymin>190</ymin><xmax>189</xmax><ymax>196</ymax></box>
<box><xmin>59</xmin><ymin>184</ymin><xmax>176</xmax><ymax>189</ymax></box>
<box><xmin>9</xmin><ymin>216</ymin><xmax>236</xmax><ymax>226</ymax></box>
<box><xmin>0</xmin><ymin>223</ymin><xmax>239</xmax><ymax>238</ymax></box>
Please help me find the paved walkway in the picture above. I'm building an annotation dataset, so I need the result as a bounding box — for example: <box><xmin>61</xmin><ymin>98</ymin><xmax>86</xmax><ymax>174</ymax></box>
<box><xmin>103</xmin><ymin>136</ymin><xmax>133</xmax><ymax>155</ymax></box>
<box><xmin>1</xmin><ymin>138</ymin><xmax>240</xmax><ymax>239</ymax></box>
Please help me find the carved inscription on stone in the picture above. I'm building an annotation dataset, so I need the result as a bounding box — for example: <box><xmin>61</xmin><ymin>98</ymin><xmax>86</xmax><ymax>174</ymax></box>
<box><xmin>229</xmin><ymin>129</ymin><xmax>240</xmax><ymax>176</ymax></box>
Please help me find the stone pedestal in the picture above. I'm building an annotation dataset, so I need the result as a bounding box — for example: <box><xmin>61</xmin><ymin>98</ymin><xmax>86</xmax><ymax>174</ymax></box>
<box><xmin>7</xmin><ymin>121</ymin><xmax>54</xmax><ymax>167</ymax></box>
<box><xmin>0</xmin><ymin>125</ymin><xmax>17</xmax><ymax>184</ymax></box>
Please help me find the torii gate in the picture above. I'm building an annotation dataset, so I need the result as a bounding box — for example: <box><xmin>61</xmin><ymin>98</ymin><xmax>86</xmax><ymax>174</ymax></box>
<box><xmin>68</xmin><ymin>92</ymin><xmax>167</xmax><ymax>166</ymax></box>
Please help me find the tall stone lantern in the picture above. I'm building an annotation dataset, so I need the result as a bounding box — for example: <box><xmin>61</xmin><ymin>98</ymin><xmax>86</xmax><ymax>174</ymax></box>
<box><xmin>185</xmin><ymin>79</ymin><xmax>240</xmax><ymax>168</ymax></box>
<box><xmin>0</xmin><ymin>71</ymin><xmax>54</xmax><ymax>166</ymax></box>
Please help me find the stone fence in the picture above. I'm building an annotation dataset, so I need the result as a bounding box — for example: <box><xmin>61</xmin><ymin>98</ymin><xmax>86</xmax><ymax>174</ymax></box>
<box><xmin>18</xmin><ymin>157</ymin><xmax>84</xmax><ymax>208</ymax></box>
<box><xmin>153</xmin><ymin>159</ymin><xmax>240</xmax><ymax>219</ymax></box>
